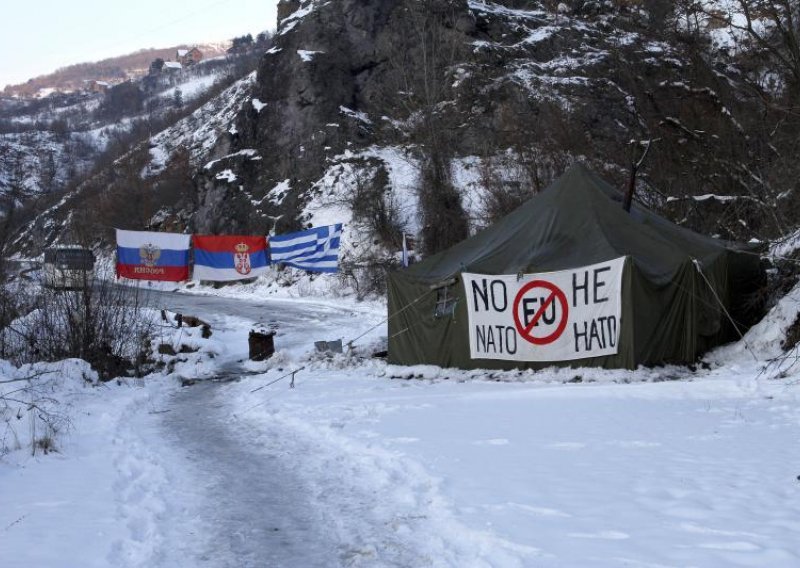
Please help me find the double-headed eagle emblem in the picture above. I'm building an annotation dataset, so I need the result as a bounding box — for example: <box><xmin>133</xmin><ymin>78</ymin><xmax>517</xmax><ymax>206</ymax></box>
<box><xmin>139</xmin><ymin>243</ymin><xmax>161</xmax><ymax>267</ymax></box>
<box><xmin>234</xmin><ymin>242</ymin><xmax>251</xmax><ymax>275</ymax></box>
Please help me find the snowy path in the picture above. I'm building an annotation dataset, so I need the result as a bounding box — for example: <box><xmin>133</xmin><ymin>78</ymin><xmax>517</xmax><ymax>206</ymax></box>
<box><xmin>143</xmin><ymin>288</ymin><xmax>380</xmax><ymax>357</ymax></box>
<box><xmin>155</xmin><ymin>380</ymin><xmax>339</xmax><ymax>567</ymax></box>
<box><xmin>112</xmin><ymin>290</ymin><xmax>398</xmax><ymax>567</ymax></box>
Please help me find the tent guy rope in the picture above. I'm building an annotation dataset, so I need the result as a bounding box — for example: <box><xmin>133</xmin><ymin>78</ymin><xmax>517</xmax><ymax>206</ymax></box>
<box><xmin>692</xmin><ymin>258</ymin><xmax>758</xmax><ymax>363</ymax></box>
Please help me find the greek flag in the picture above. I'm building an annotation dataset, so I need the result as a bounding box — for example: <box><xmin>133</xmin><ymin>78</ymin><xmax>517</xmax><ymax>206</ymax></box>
<box><xmin>269</xmin><ymin>224</ymin><xmax>343</xmax><ymax>273</ymax></box>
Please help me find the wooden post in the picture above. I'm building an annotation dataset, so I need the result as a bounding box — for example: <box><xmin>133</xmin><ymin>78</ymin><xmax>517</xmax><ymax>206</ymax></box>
<box><xmin>623</xmin><ymin>138</ymin><xmax>657</xmax><ymax>213</ymax></box>
<box><xmin>248</xmin><ymin>329</ymin><xmax>276</xmax><ymax>361</ymax></box>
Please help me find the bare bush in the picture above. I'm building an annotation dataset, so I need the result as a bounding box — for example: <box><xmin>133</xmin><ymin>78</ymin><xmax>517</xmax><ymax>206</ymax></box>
<box><xmin>348</xmin><ymin>161</ymin><xmax>406</xmax><ymax>251</ymax></box>
<box><xmin>476</xmin><ymin>149</ymin><xmax>564</xmax><ymax>224</ymax></box>
<box><xmin>338</xmin><ymin>258</ymin><xmax>396</xmax><ymax>300</ymax></box>
<box><xmin>0</xmin><ymin>360</ymin><xmax>99</xmax><ymax>457</ymax></box>
<box><xmin>1</xmin><ymin>278</ymin><xmax>156</xmax><ymax>380</ymax></box>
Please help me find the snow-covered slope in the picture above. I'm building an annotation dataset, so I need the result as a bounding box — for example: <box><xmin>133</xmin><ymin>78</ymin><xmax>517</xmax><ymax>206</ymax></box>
<box><xmin>0</xmin><ymin>53</ymin><xmax>252</xmax><ymax>222</ymax></box>
<box><xmin>146</xmin><ymin>72</ymin><xmax>257</xmax><ymax>176</ymax></box>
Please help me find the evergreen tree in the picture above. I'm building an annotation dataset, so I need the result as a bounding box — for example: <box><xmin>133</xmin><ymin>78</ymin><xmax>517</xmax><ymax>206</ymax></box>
<box><xmin>172</xmin><ymin>88</ymin><xmax>183</xmax><ymax>109</ymax></box>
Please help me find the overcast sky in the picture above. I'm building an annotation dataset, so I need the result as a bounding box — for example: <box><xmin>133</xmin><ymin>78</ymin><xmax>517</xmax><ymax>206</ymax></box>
<box><xmin>0</xmin><ymin>0</ymin><xmax>279</xmax><ymax>89</ymax></box>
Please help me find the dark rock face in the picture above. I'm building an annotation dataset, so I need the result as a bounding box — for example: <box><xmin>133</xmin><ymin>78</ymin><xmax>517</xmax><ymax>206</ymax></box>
<box><xmin>246</xmin><ymin>0</ymin><xmax>411</xmax><ymax>183</ymax></box>
<box><xmin>198</xmin><ymin>0</ymin><xmax>474</xmax><ymax>233</ymax></box>
<box><xmin>277</xmin><ymin>0</ymin><xmax>301</xmax><ymax>25</ymax></box>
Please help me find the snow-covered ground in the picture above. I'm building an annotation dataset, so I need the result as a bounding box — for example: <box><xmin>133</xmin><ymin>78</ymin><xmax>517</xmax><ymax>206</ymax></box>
<box><xmin>2</xmin><ymin>283</ymin><xmax>800</xmax><ymax>567</ymax></box>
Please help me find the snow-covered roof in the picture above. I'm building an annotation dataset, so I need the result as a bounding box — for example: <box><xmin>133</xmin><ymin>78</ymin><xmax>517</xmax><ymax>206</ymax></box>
<box><xmin>164</xmin><ymin>61</ymin><xmax>183</xmax><ymax>69</ymax></box>
<box><xmin>177</xmin><ymin>49</ymin><xmax>189</xmax><ymax>57</ymax></box>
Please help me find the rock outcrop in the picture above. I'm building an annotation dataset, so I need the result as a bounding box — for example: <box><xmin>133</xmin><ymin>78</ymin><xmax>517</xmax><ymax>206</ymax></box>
<box><xmin>194</xmin><ymin>0</ymin><xmax>775</xmax><ymax>241</ymax></box>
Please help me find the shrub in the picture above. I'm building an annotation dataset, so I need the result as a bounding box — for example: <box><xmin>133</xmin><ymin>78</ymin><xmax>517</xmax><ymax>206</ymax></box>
<box><xmin>0</xmin><ymin>277</ymin><xmax>156</xmax><ymax>380</ymax></box>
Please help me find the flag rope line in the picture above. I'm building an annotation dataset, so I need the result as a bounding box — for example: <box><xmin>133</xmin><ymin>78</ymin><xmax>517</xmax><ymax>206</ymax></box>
<box><xmin>250</xmin><ymin>366</ymin><xmax>306</xmax><ymax>393</ymax></box>
<box><xmin>345</xmin><ymin>288</ymin><xmax>437</xmax><ymax>349</ymax></box>
<box><xmin>388</xmin><ymin>299</ymin><xmax>459</xmax><ymax>341</ymax></box>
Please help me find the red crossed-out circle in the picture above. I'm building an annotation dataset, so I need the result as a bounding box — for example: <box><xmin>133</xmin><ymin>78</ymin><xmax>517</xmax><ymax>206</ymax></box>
<box><xmin>512</xmin><ymin>280</ymin><xmax>569</xmax><ymax>345</ymax></box>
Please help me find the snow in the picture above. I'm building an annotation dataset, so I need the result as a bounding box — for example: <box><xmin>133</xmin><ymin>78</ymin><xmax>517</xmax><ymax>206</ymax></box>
<box><xmin>251</xmin><ymin>97</ymin><xmax>266</xmax><ymax>112</ymax></box>
<box><xmin>156</xmin><ymin>73</ymin><xmax>220</xmax><ymax>103</ymax></box>
<box><xmin>277</xmin><ymin>1</ymin><xmax>316</xmax><ymax>36</ymax></box>
<box><xmin>215</xmin><ymin>169</ymin><xmax>237</xmax><ymax>182</ymax></box>
<box><xmin>297</xmin><ymin>49</ymin><xmax>324</xmax><ymax>62</ymax></box>
<box><xmin>263</xmin><ymin>178</ymin><xmax>292</xmax><ymax>207</ymax></box>
<box><xmin>452</xmin><ymin>156</ymin><xmax>485</xmax><ymax>214</ymax></box>
<box><xmin>145</xmin><ymin>72</ymin><xmax>256</xmax><ymax>176</ymax></box>
<box><xmin>341</xmin><ymin>145</ymin><xmax>419</xmax><ymax>233</ymax></box>
<box><xmin>203</xmin><ymin>149</ymin><xmax>260</xmax><ymax>171</ymax></box>
<box><xmin>468</xmin><ymin>0</ymin><xmax>547</xmax><ymax>21</ymax></box>
<box><xmin>771</xmin><ymin>228</ymin><xmax>800</xmax><ymax>259</ymax></box>
<box><xmin>3</xmin><ymin>276</ymin><xmax>800</xmax><ymax>566</ymax></box>
<box><xmin>666</xmin><ymin>193</ymin><xmax>745</xmax><ymax>203</ymax></box>
<box><xmin>339</xmin><ymin>106</ymin><xmax>372</xmax><ymax>124</ymax></box>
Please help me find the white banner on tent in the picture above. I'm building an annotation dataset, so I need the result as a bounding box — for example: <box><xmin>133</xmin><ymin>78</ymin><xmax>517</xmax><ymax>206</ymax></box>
<box><xmin>462</xmin><ymin>257</ymin><xmax>626</xmax><ymax>362</ymax></box>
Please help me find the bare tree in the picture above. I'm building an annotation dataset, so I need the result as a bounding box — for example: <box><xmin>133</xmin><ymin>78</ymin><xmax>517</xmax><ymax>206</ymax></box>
<box><xmin>380</xmin><ymin>0</ymin><xmax>470</xmax><ymax>255</ymax></box>
<box><xmin>700</xmin><ymin>1</ymin><xmax>799</xmax><ymax>110</ymax></box>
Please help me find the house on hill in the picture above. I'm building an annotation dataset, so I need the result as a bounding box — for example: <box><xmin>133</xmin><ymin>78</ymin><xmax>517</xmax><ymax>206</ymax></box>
<box><xmin>163</xmin><ymin>61</ymin><xmax>183</xmax><ymax>72</ymax></box>
<box><xmin>176</xmin><ymin>47</ymin><xmax>203</xmax><ymax>66</ymax></box>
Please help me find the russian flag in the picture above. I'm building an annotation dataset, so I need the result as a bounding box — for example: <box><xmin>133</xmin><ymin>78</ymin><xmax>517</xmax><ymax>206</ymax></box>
<box><xmin>193</xmin><ymin>235</ymin><xmax>269</xmax><ymax>281</ymax></box>
<box><xmin>116</xmin><ymin>229</ymin><xmax>191</xmax><ymax>282</ymax></box>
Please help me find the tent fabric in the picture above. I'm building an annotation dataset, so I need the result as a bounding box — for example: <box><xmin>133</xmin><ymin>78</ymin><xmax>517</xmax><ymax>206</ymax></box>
<box><xmin>387</xmin><ymin>164</ymin><xmax>763</xmax><ymax>370</ymax></box>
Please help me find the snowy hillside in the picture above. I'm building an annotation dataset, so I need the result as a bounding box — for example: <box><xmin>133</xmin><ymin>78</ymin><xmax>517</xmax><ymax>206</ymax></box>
<box><xmin>0</xmin><ymin>49</ymin><xmax>259</xmax><ymax>237</ymax></box>
<box><xmin>146</xmin><ymin>72</ymin><xmax>258</xmax><ymax>176</ymax></box>
<box><xmin>4</xmin><ymin>49</ymin><xmax>265</xmax><ymax>254</ymax></box>
<box><xmin>4</xmin><ymin>0</ymin><xmax>794</xmax><ymax>273</ymax></box>
<box><xmin>168</xmin><ymin>0</ymin><xmax>796</xmax><ymax>278</ymax></box>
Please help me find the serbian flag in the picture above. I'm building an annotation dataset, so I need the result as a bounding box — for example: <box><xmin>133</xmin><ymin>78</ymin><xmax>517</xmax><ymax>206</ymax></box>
<box><xmin>116</xmin><ymin>229</ymin><xmax>191</xmax><ymax>281</ymax></box>
<box><xmin>193</xmin><ymin>235</ymin><xmax>269</xmax><ymax>281</ymax></box>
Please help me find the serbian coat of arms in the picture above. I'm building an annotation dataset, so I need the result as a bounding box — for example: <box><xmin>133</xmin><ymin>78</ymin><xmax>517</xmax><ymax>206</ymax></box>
<box><xmin>139</xmin><ymin>243</ymin><xmax>161</xmax><ymax>267</ymax></box>
<box><xmin>234</xmin><ymin>242</ymin><xmax>251</xmax><ymax>275</ymax></box>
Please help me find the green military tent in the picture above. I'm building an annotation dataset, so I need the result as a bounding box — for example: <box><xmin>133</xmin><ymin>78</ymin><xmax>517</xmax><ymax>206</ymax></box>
<box><xmin>387</xmin><ymin>164</ymin><xmax>763</xmax><ymax>370</ymax></box>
